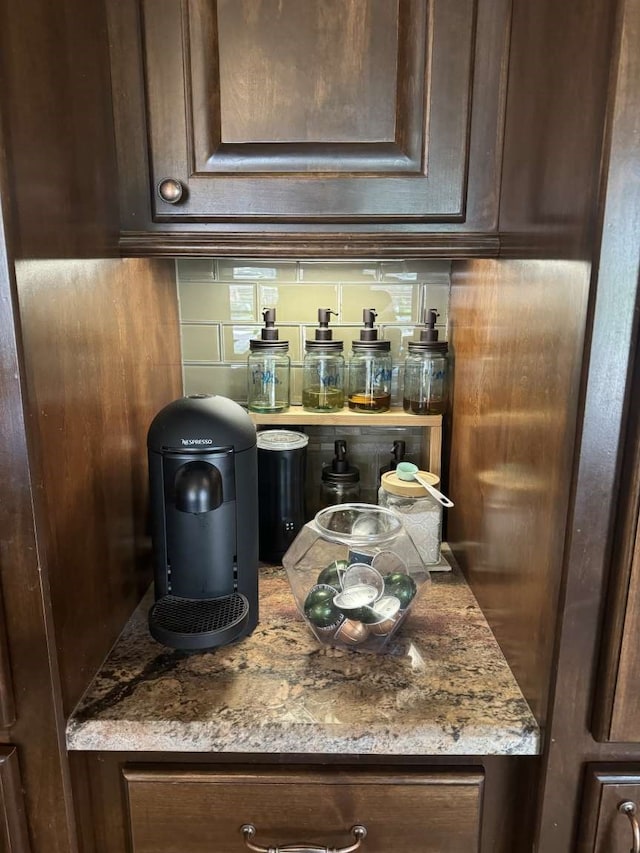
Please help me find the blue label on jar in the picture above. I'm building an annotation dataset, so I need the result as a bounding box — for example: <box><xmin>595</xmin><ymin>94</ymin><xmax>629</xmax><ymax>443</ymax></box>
<box><xmin>374</xmin><ymin>367</ymin><xmax>393</xmax><ymax>383</ymax></box>
<box><xmin>318</xmin><ymin>370</ymin><xmax>340</xmax><ymax>388</ymax></box>
<box><xmin>251</xmin><ymin>368</ymin><xmax>281</xmax><ymax>385</ymax></box>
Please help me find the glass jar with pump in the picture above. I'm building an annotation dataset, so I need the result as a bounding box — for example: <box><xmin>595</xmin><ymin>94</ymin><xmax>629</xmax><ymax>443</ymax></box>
<box><xmin>302</xmin><ymin>309</ymin><xmax>345</xmax><ymax>412</ymax></box>
<box><xmin>247</xmin><ymin>308</ymin><xmax>290</xmax><ymax>413</ymax></box>
<box><xmin>347</xmin><ymin>308</ymin><xmax>392</xmax><ymax>413</ymax></box>
<box><xmin>403</xmin><ymin>309</ymin><xmax>449</xmax><ymax>415</ymax></box>
<box><xmin>320</xmin><ymin>440</ymin><xmax>360</xmax><ymax>508</ymax></box>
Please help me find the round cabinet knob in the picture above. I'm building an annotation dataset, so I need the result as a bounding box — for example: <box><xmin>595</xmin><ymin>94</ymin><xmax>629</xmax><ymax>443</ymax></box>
<box><xmin>157</xmin><ymin>178</ymin><xmax>185</xmax><ymax>204</ymax></box>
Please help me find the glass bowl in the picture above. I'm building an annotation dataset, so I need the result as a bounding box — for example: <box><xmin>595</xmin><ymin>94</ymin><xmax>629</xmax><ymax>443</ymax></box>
<box><xmin>282</xmin><ymin>503</ymin><xmax>430</xmax><ymax>652</ymax></box>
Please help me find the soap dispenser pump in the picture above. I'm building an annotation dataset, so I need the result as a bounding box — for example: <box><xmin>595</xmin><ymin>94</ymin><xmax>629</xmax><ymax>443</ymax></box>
<box><xmin>247</xmin><ymin>308</ymin><xmax>291</xmax><ymax>413</ymax></box>
<box><xmin>302</xmin><ymin>309</ymin><xmax>345</xmax><ymax>412</ymax></box>
<box><xmin>320</xmin><ymin>440</ymin><xmax>361</xmax><ymax>508</ymax></box>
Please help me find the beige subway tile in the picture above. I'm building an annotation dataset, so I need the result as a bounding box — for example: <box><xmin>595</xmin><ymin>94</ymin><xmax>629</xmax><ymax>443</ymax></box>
<box><xmin>421</xmin><ymin>283</ymin><xmax>450</xmax><ymax>327</ymax></box>
<box><xmin>218</xmin><ymin>259</ymin><xmax>297</xmax><ymax>281</ymax></box>
<box><xmin>179</xmin><ymin>282</ymin><xmax>256</xmax><ymax>322</ymax></box>
<box><xmin>299</xmin><ymin>261</ymin><xmax>378</xmax><ymax>283</ymax></box>
<box><xmin>341</xmin><ymin>283</ymin><xmax>419</xmax><ymax>324</ymax></box>
<box><xmin>222</xmin><ymin>325</ymin><xmax>302</xmax><ymax>362</ymax></box>
<box><xmin>176</xmin><ymin>259</ymin><xmax>217</xmax><ymax>281</ymax></box>
<box><xmin>380</xmin><ymin>260</ymin><xmax>451</xmax><ymax>282</ymax></box>
<box><xmin>183</xmin><ymin>364</ymin><xmax>248</xmax><ymax>403</ymax></box>
<box><xmin>258</xmin><ymin>283</ymin><xmax>339</xmax><ymax>322</ymax></box>
<box><xmin>379</xmin><ymin>325</ymin><xmax>417</xmax><ymax>361</ymax></box>
<box><xmin>290</xmin><ymin>365</ymin><xmax>304</xmax><ymax>406</ymax></box>
<box><xmin>181</xmin><ymin>324</ymin><xmax>221</xmax><ymax>362</ymax></box>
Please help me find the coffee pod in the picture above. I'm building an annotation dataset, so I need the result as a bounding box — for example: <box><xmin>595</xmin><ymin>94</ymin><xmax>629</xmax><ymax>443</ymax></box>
<box><xmin>383</xmin><ymin>572</ymin><xmax>417</xmax><ymax>609</ymax></box>
<box><xmin>335</xmin><ymin>619</ymin><xmax>370</xmax><ymax>644</ymax></box>
<box><xmin>369</xmin><ymin>595</ymin><xmax>402</xmax><ymax>635</ymax></box>
<box><xmin>343</xmin><ymin>563</ymin><xmax>385</xmax><ymax>598</ymax></box>
<box><xmin>304</xmin><ymin>584</ymin><xmax>343</xmax><ymax>629</ymax></box>
<box><xmin>333</xmin><ymin>584</ymin><xmax>378</xmax><ymax>618</ymax></box>
<box><xmin>317</xmin><ymin>560</ymin><xmax>348</xmax><ymax>589</ymax></box>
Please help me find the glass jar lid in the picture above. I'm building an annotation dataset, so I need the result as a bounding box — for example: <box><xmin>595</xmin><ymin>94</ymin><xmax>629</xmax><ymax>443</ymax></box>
<box><xmin>305</xmin><ymin>339</ymin><xmax>344</xmax><ymax>351</ymax></box>
<box><xmin>380</xmin><ymin>470</ymin><xmax>440</xmax><ymax>497</ymax></box>
<box><xmin>351</xmin><ymin>339</ymin><xmax>391</xmax><ymax>352</ymax></box>
<box><xmin>407</xmin><ymin>340</ymin><xmax>448</xmax><ymax>353</ymax></box>
<box><xmin>257</xmin><ymin>430</ymin><xmax>309</xmax><ymax>451</ymax></box>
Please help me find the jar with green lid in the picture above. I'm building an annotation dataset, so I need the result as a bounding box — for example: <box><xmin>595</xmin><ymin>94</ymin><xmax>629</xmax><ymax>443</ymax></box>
<box><xmin>403</xmin><ymin>308</ymin><xmax>448</xmax><ymax>415</ymax></box>
<box><xmin>247</xmin><ymin>308</ymin><xmax>290</xmax><ymax>413</ymax></box>
<box><xmin>378</xmin><ymin>469</ymin><xmax>442</xmax><ymax>565</ymax></box>
<box><xmin>347</xmin><ymin>308</ymin><xmax>392</xmax><ymax>413</ymax></box>
<box><xmin>302</xmin><ymin>308</ymin><xmax>345</xmax><ymax>412</ymax></box>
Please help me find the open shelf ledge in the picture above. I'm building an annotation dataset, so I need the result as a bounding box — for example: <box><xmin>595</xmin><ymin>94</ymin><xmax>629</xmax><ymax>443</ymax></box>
<box><xmin>248</xmin><ymin>407</ymin><xmax>443</xmax><ymax>476</ymax></box>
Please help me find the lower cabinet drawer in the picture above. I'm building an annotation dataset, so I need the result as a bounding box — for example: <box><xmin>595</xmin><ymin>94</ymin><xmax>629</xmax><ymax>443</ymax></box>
<box><xmin>580</xmin><ymin>765</ymin><xmax>640</xmax><ymax>852</ymax></box>
<box><xmin>123</xmin><ymin>766</ymin><xmax>484</xmax><ymax>853</ymax></box>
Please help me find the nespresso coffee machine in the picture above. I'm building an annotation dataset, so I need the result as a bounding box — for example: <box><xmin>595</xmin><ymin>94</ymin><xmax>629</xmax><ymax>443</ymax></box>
<box><xmin>147</xmin><ymin>394</ymin><xmax>259</xmax><ymax>650</ymax></box>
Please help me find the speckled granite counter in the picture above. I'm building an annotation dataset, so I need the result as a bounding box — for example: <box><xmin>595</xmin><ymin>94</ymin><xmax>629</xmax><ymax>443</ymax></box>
<box><xmin>66</xmin><ymin>551</ymin><xmax>540</xmax><ymax>755</ymax></box>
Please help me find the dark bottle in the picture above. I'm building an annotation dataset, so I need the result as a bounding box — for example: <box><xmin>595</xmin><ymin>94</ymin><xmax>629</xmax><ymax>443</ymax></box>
<box><xmin>347</xmin><ymin>308</ymin><xmax>392</xmax><ymax>412</ymax></box>
<box><xmin>320</xmin><ymin>440</ymin><xmax>361</xmax><ymax>508</ymax></box>
<box><xmin>302</xmin><ymin>308</ymin><xmax>345</xmax><ymax>412</ymax></box>
<box><xmin>378</xmin><ymin>439</ymin><xmax>407</xmax><ymax>487</ymax></box>
<box><xmin>403</xmin><ymin>308</ymin><xmax>449</xmax><ymax>415</ymax></box>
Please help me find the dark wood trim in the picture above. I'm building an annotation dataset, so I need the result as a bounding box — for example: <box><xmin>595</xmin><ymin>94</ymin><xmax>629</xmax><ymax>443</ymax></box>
<box><xmin>534</xmin><ymin>0</ymin><xmax>640</xmax><ymax>846</ymax></box>
<box><xmin>592</xmin><ymin>336</ymin><xmax>640</xmax><ymax>740</ymax></box>
<box><xmin>0</xmin><ymin>746</ymin><xmax>31</xmax><ymax>851</ymax></box>
<box><xmin>118</xmin><ymin>231</ymin><xmax>500</xmax><ymax>258</ymax></box>
<box><xmin>0</xmin><ymin>585</ymin><xmax>15</xmax><ymax>730</ymax></box>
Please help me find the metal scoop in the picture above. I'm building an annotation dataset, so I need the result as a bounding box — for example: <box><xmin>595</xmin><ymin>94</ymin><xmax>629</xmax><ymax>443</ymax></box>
<box><xmin>395</xmin><ymin>462</ymin><xmax>455</xmax><ymax>508</ymax></box>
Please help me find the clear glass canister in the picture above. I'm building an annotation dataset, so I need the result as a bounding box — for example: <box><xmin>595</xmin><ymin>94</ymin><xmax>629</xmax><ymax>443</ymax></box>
<box><xmin>247</xmin><ymin>341</ymin><xmax>290</xmax><ymax>413</ymax></box>
<box><xmin>282</xmin><ymin>503</ymin><xmax>431</xmax><ymax>653</ymax></box>
<box><xmin>402</xmin><ymin>341</ymin><xmax>448</xmax><ymax>415</ymax></box>
<box><xmin>347</xmin><ymin>341</ymin><xmax>392</xmax><ymax>413</ymax></box>
<box><xmin>378</xmin><ymin>470</ymin><xmax>442</xmax><ymax>565</ymax></box>
<box><xmin>302</xmin><ymin>341</ymin><xmax>345</xmax><ymax>412</ymax></box>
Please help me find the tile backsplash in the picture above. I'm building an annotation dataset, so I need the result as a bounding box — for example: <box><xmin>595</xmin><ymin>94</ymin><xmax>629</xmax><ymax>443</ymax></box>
<box><xmin>178</xmin><ymin>258</ymin><xmax>450</xmax><ymax>405</ymax></box>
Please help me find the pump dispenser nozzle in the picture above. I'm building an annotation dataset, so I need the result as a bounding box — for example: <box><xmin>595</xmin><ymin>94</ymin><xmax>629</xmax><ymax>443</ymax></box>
<box><xmin>314</xmin><ymin>308</ymin><xmax>338</xmax><ymax>341</ymax></box>
<box><xmin>419</xmin><ymin>308</ymin><xmax>440</xmax><ymax>343</ymax></box>
<box><xmin>261</xmin><ymin>307</ymin><xmax>279</xmax><ymax>341</ymax></box>
<box><xmin>359</xmin><ymin>308</ymin><xmax>379</xmax><ymax>341</ymax></box>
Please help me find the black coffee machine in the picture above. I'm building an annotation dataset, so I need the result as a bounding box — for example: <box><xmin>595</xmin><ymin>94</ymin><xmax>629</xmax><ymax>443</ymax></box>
<box><xmin>147</xmin><ymin>394</ymin><xmax>259</xmax><ymax>650</ymax></box>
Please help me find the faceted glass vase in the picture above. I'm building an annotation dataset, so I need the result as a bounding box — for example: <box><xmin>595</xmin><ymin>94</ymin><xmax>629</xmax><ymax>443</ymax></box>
<box><xmin>282</xmin><ymin>503</ymin><xmax>430</xmax><ymax>652</ymax></box>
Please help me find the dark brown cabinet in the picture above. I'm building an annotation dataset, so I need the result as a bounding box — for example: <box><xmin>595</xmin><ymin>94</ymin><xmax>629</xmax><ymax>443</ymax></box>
<box><xmin>579</xmin><ymin>767</ymin><xmax>640</xmax><ymax>852</ymax></box>
<box><xmin>0</xmin><ymin>747</ymin><xmax>31</xmax><ymax>852</ymax></box>
<box><xmin>119</xmin><ymin>765</ymin><xmax>484</xmax><ymax>853</ymax></box>
<box><xmin>109</xmin><ymin>0</ymin><xmax>509</xmax><ymax>236</ymax></box>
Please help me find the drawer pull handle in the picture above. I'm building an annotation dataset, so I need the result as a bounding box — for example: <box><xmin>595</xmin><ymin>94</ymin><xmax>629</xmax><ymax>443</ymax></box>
<box><xmin>619</xmin><ymin>801</ymin><xmax>640</xmax><ymax>853</ymax></box>
<box><xmin>240</xmin><ymin>823</ymin><xmax>367</xmax><ymax>853</ymax></box>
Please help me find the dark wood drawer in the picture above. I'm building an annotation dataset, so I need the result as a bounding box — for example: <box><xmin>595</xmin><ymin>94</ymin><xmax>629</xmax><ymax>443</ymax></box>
<box><xmin>123</xmin><ymin>766</ymin><xmax>484</xmax><ymax>853</ymax></box>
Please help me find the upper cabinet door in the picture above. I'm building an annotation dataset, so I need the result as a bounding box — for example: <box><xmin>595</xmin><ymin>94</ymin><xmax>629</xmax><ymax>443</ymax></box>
<box><xmin>137</xmin><ymin>0</ymin><xmax>480</xmax><ymax>224</ymax></box>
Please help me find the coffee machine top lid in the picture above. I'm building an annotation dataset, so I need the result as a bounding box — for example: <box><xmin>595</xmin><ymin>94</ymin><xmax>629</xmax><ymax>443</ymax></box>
<box><xmin>147</xmin><ymin>395</ymin><xmax>256</xmax><ymax>452</ymax></box>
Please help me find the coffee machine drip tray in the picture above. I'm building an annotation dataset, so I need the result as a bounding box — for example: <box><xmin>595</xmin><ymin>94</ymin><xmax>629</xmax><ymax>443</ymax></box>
<box><xmin>149</xmin><ymin>593</ymin><xmax>250</xmax><ymax>651</ymax></box>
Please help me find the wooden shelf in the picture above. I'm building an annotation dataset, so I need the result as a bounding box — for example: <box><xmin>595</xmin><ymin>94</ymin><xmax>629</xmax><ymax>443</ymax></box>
<box><xmin>248</xmin><ymin>407</ymin><xmax>443</xmax><ymax>476</ymax></box>
<box><xmin>248</xmin><ymin>407</ymin><xmax>441</xmax><ymax>428</ymax></box>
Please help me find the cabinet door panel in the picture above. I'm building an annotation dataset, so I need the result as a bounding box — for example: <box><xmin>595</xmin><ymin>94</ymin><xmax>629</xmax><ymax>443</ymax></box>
<box><xmin>580</xmin><ymin>767</ymin><xmax>640</xmax><ymax>853</ymax></box>
<box><xmin>0</xmin><ymin>747</ymin><xmax>30</xmax><ymax>852</ymax></box>
<box><xmin>124</xmin><ymin>766</ymin><xmax>483</xmax><ymax>852</ymax></box>
<box><xmin>141</xmin><ymin>0</ymin><xmax>476</xmax><ymax>221</ymax></box>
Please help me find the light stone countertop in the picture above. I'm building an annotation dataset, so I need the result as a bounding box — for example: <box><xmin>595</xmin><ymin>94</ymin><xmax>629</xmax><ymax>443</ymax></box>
<box><xmin>66</xmin><ymin>549</ymin><xmax>540</xmax><ymax>755</ymax></box>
